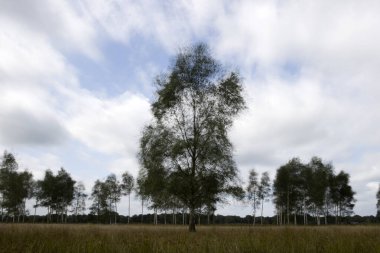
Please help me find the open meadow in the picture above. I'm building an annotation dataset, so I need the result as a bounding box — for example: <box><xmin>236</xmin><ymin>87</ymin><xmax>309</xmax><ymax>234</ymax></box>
<box><xmin>0</xmin><ymin>224</ymin><xmax>379</xmax><ymax>253</ymax></box>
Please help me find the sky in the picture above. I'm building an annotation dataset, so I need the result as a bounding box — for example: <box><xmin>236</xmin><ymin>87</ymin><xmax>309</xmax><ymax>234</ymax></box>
<box><xmin>1</xmin><ymin>0</ymin><xmax>380</xmax><ymax>217</ymax></box>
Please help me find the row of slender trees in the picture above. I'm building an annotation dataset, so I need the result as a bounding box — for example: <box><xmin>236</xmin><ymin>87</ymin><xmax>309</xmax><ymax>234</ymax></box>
<box><xmin>0</xmin><ymin>151</ymin><xmax>135</xmax><ymax>224</ymax></box>
<box><xmin>272</xmin><ymin>157</ymin><xmax>356</xmax><ymax>225</ymax></box>
<box><xmin>0</xmin><ymin>150</ymin><xmax>371</xmax><ymax>226</ymax></box>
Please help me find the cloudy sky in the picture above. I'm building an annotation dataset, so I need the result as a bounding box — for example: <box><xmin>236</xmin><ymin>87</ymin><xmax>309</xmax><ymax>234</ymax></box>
<box><xmin>1</xmin><ymin>0</ymin><xmax>379</xmax><ymax>217</ymax></box>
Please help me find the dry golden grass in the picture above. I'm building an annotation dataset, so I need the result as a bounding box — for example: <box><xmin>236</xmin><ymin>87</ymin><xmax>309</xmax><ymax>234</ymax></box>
<box><xmin>0</xmin><ymin>224</ymin><xmax>379</xmax><ymax>253</ymax></box>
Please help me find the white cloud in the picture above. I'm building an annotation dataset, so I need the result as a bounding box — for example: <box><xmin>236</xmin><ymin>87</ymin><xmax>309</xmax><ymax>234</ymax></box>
<box><xmin>0</xmin><ymin>0</ymin><xmax>99</xmax><ymax>59</ymax></box>
<box><xmin>65</xmin><ymin>91</ymin><xmax>151</xmax><ymax>155</ymax></box>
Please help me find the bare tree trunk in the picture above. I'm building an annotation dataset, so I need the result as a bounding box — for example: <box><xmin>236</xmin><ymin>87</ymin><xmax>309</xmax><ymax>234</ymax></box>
<box><xmin>261</xmin><ymin>199</ymin><xmax>264</xmax><ymax>225</ymax></box>
<box><xmin>128</xmin><ymin>194</ymin><xmax>131</xmax><ymax>224</ymax></box>
<box><xmin>164</xmin><ymin>210</ymin><xmax>167</xmax><ymax>225</ymax></box>
<box><xmin>294</xmin><ymin>212</ymin><xmax>297</xmax><ymax>225</ymax></box>
<box><xmin>253</xmin><ymin>210</ymin><xmax>256</xmax><ymax>226</ymax></box>
<box><xmin>114</xmin><ymin>202</ymin><xmax>117</xmax><ymax>224</ymax></box>
<box><xmin>141</xmin><ymin>198</ymin><xmax>144</xmax><ymax>224</ymax></box>
<box><xmin>188</xmin><ymin>208</ymin><xmax>196</xmax><ymax>232</ymax></box>
<box><xmin>276</xmin><ymin>210</ymin><xmax>278</xmax><ymax>225</ymax></box>
<box><xmin>154</xmin><ymin>208</ymin><xmax>157</xmax><ymax>225</ymax></box>
<box><xmin>287</xmin><ymin>191</ymin><xmax>290</xmax><ymax>225</ymax></box>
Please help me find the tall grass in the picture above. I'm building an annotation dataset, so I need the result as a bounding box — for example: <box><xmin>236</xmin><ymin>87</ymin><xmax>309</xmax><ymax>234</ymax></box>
<box><xmin>0</xmin><ymin>224</ymin><xmax>379</xmax><ymax>253</ymax></box>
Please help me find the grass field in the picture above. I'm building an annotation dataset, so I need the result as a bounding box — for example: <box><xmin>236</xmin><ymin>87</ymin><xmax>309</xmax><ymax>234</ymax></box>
<box><xmin>0</xmin><ymin>224</ymin><xmax>379</xmax><ymax>253</ymax></box>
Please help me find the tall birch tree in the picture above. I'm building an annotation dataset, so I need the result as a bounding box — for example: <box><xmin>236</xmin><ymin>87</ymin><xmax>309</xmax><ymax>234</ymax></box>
<box><xmin>139</xmin><ymin>43</ymin><xmax>245</xmax><ymax>232</ymax></box>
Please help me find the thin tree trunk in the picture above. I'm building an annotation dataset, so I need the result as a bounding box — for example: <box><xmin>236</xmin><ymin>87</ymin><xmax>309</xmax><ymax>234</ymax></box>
<box><xmin>141</xmin><ymin>198</ymin><xmax>144</xmax><ymax>223</ymax></box>
<box><xmin>261</xmin><ymin>199</ymin><xmax>264</xmax><ymax>225</ymax></box>
<box><xmin>115</xmin><ymin>202</ymin><xmax>117</xmax><ymax>224</ymax></box>
<box><xmin>276</xmin><ymin>210</ymin><xmax>278</xmax><ymax>225</ymax></box>
<box><xmin>33</xmin><ymin>205</ymin><xmax>37</xmax><ymax>223</ymax></box>
<box><xmin>287</xmin><ymin>191</ymin><xmax>290</xmax><ymax>225</ymax></box>
<box><xmin>128</xmin><ymin>194</ymin><xmax>131</xmax><ymax>224</ymax></box>
<box><xmin>188</xmin><ymin>208</ymin><xmax>196</xmax><ymax>232</ymax></box>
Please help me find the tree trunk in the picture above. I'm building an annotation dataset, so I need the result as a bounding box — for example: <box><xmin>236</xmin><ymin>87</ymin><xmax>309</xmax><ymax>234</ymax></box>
<box><xmin>141</xmin><ymin>198</ymin><xmax>144</xmax><ymax>223</ymax></box>
<box><xmin>33</xmin><ymin>205</ymin><xmax>37</xmax><ymax>223</ymax></box>
<box><xmin>128</xmin><ymin>194</ymin><xmax>131</xmax><ymax>224</ymax></box>
<box><xmin>114</xmin><ymin>202</ymin><xmax>117</xmax><ymax>224</ymax></box>
<box><xmin>261</xmin><ymin>199</ymin><xmax>264</xmax><ymax>225</ymax></box>
<box><xmin>188</xmin><ymin>208</ymin><xmax>196</xmax><ymax>232</ymax></box>
<box><xmin>287</xmin><ymin>191</ymin><xmax>290</xmax><ymax>225</ymax></box>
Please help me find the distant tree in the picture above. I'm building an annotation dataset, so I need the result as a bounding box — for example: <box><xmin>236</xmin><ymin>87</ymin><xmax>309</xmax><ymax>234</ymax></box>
<box><xmin>121</xmin><ymin>172</ymin><xmax>134</xmax><ymax>224</ymax></box>
<box><xmin>30</xmin><ymin>180</ymin><xmax>41</xmax><ymax>223</ymax></box>
<box><xmin>306</xmin><ymin>157</ymin><xmax>333</xmax><ymax>225</ymax></box>
<box><xmin>377</xmin><ymin>184</ymin><xmax>380</xmax><ymax>218</ymax></box>
<box><xmin>89</xmin><ymin>179</ymin><xmax>106</xmax><ymax>223</ymax></box>
<box><xmin>71</xmin><ymin>182</ymin><xmax>87</xmax><ymax>222</ymax></box>
<box><xmin>329</xmin><ymin>171</ymin><xmax>355</xmax><ymax>224</ymax></box>
<box><xmin>38</xmin><ymin>168</ymin><xmax>75</xmax><ymax>223</ymax></box>
<box><xmin>139</xmin><ymin>43</ymin><xmax>245</xmax><ymax>232</ymax></box>
<box><xmin>273</xmin><ymin>158</ymin><xmax>304</xmax><ymax>225</ymax></box>
<box><xmin>135</xmin><ymin>169</ymin><xmax>149</xmax><ymax>223</ymax></box>
<box><xmin>246</xmin><ymin>169</ymin><xmax>259</xmax><ymax>225</ymax></box>
<box><xmin>258</xmin><ymin>171</ymin><xmax>271</xmax><ymax>225</ymax></box>
<box><xmin>0</xmin><ymin>151</ymin><xmax>33</xmax><ymax>222</ymax></box>
<box><xmin>89</xmin><ymin>175</ymin><xmax>122</xmax><ymax>224</ymax></box>
<box><xmin>105</xmin><ymin>174</ymin><xmax>122</xmax><ymax>224</ymax></box>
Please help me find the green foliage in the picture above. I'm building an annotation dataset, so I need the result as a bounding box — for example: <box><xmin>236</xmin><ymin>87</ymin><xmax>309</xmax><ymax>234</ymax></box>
<box><xmin>71</xmin><ymin>182</ymin><xmax>87</xmax><ymax>219</ymax></box>
<box><xmin>246</xmin><ymin>169</ymin><xmax>260</xmax><ymax>224</ymax></box>
<box><xmin>37</xmin><ymin>168</ymin><xmax>75</xmax><ymax>222</ymax></box>
<box><xmin>273</xmin><ymin>157</ymin><xmax>355</xmax><ymax>225</ymax></box>
<box><xmin>139</xmin><ymin>43</ymin><xmax>245</xmax><ymax>231</ymax></box>
<box><xmin>90</xmin><ymin>174</ymin><xmax>122</xmax><ymax>224</ymax></box>
<box><xmin>121</xmin><ymin>172</ymin><xmax>134</xmax><ymax>196</ymax></box>
<box><xmin>0</xmin><ymin>151</ymin><xmax>33</xmax><ymax>218</ymax></box>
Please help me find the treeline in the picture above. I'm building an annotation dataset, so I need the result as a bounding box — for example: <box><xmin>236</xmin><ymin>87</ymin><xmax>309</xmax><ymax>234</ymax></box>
<box><xmin>0</xmin><ymin>151</ymin><xmax>134</xmax><ymax>224</ymax></box>
<box><xmin>0</xmin><ymin>151</ymin><xmax>377</xmax><ymax>225</ymax></box>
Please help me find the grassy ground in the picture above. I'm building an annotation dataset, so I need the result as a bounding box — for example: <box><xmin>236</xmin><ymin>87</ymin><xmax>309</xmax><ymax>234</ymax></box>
<box><xmin>0</xmin><ymin>224</ymin><xmax>379</xmax><ymax>253</ymax></box>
